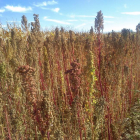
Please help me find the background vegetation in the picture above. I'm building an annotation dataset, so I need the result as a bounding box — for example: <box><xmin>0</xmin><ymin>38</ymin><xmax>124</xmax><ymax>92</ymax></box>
<box><xmin>0</xmin><ymin>11</ymin><xmax>140</xmax><ymax>140</ymax></box>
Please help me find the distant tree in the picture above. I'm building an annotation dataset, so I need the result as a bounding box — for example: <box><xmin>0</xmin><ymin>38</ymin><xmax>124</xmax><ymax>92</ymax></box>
<box><xmin>121</xmin><ymin>28</ymin><xmax>130</xmax><ymax>40</ymax></box>
<box><xmin>129</xmin><ymin>29</ymin><xmax>134</xmax><ymax>33</ymax></box>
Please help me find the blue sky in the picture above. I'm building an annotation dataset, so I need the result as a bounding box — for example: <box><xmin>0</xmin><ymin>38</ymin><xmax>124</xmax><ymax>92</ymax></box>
<box><xmin>0</xmin><ymin>0</ymin><xmax>140</xmax><ymax>32</ymax></box>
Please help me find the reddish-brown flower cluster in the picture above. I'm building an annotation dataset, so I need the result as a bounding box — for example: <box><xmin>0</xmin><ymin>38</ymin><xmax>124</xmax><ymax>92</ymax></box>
<box><xmin>17</xmin><ymin>65</ymin><xmax>48</xmax><ymax>136</ymax></box>
<box><xmin>65</xmin><ymin>59</ymin><xmax>81</xmax><ymax>98</ymax></box>
<box><xmin>16</xmin><ymin>65</ymin><xmax>37</xmax><ymax>103</ymax></box>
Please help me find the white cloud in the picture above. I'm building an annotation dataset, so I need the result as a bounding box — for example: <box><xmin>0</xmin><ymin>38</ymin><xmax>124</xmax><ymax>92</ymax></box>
<box><xmin>67</xmin><ymin>19</ymin><xmax>78</xmax><ymax>21</ymax></box>
<box><xmin>47</xmin><ymin>0</ymin><xmax>57</xmax><ymax>5</ymax></box>
<box><xmin>121</xmin><ymin>12</ymin><xmax>140</xmax><ymax>15</ymax></box>
<box><xmin>43</xmin><ymin>16</ymin><xmax>49</xmax><ymax>19</ymax></box>
<box><xmin>78</xmin><ymin>15</ymin><xmax>95</xmax><ymax>18</ymax></box>
<box><xmin>5</xmin><ymin>5</ymin><xmax>32</xmax><ymax>12</ymax></box>
<box><xmin>34</xmin><ymin>0</ymin><xmax>57</xmax><ymax>7</ymax></box>
<box><xmin>75</xmin><ymin>23</ymin><xmax>86</xmax><ymax>28</ymax></box>
<box><xmin>104</xmin><ymin>20</ymin><xmax>137</xmax><ymax>32</ymax></box>
<box><xmin>69</xmin><ymin>14</ymin><xmax>95</xmax><ymax>18</ymax></box>
<box><xmin>69</xmin><ymin>15</ymin><xmax>76</xmax><ymax>18</ymax></box>
<box><xmin>2</xmin><ymin>25</ymin><xmax>6</xmax><ymax>28</ymax></box>
<box><xmin>44</xmin><ymin>16</ymin><xmax>71</xmax><ymax>25</ymax></box>
<box><xmin>0</xmin><ymin>9</ymin><xmax>5</xmax><ymax>12</ymax></box>
<box><xmin>104</xmin><ymin>21</ymin><xmax>114</xmax><ymax>23</ymax></box>
<box><xmin>59</xmin><ymin>13</ymin><xmax>63</xmax><ymax>15</ymax></box>
<box><xmin>51</xmin><ymin>8</ymin><xmax>59</xmax><ymax>12</ymax></box>
<box><xmin>104</xmin><ymin>16</ymin><xmax>114</xmax><ymax>18</ymax></box>
<box><xmin>69</xmin><ymin>15</ymin><xmax>114</xmax><ymax>19</ymax></box>
<box><xmin>124</xmin><ymin>4</ymin><xmax>127</xmax><ymax>8</ymax></box>
<box><xmin>34</xmin><ymin>2</ymin><xmax>47</xmax><ymax>7</ymax></box>
<box><xmin>80</xmin><ymin>19</ymin><xmax>88</xmax><ymax>22</ymax></box>
<box><xmin>40</xmin><ymin>7</ymin><xmax>60</xmax><ymax>12</ymax></box>
<box><xmin>7</xmin><ymin>20</ymin><xmax>20</xmax><ymax>23</ymax></box>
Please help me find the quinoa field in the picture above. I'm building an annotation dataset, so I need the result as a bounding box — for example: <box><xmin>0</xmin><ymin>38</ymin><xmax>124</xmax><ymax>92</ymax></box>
<box><xmin>0</xmin><ymin>11</ymin><xmax>140</xmax><ymax>140</ymax></box>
